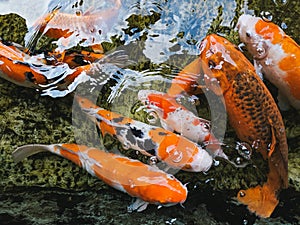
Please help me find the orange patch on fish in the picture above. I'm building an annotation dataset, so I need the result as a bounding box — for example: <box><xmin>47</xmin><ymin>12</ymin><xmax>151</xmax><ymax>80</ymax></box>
<box><xmin>255</xmin><ymin>19</ymin><xmax>283</xmax><ymax>44</ymax></box>
<box><xmin>237</xmin><ymin>14</ymin><xmax>300</xmax><ymax>109</ymax></box>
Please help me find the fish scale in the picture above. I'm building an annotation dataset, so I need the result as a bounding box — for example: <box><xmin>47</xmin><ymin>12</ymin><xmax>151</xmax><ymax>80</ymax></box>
<box><xmin>231</xmin><ymin>73</ymin><xmax>274</xmax><ymax>149</ymax></box>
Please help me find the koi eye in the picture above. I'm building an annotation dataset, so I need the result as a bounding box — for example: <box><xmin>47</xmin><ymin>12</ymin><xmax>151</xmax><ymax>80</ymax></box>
<box><xmin>246</xmin><ymin>31</ymin><xmax>251</xmax><ymax>38</ymax></box>
<box><xmin>167</xmin><ymin>174</ymin><xmax>175</xmax><ymax>180</ymax></box>
<box><xmin>239</xmin><ymin>191</ymin><xmax>246</xmax><ymax>197</ymax></box>
<box><xmin>203</xmin><ymin>123</ymin><xmax>210</xmax><ymax>130</ymax></box>
<box><xmin>208</xmin><ymin>60</ymin><xmax>216</xmax><ymax>69</ymax></box>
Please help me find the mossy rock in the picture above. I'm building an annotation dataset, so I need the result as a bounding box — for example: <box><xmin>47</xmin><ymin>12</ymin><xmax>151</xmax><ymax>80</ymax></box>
<box><xmin>0</xmin><ymin>13</ymin><xmax>27</xmax><ymax>45</ymax></box>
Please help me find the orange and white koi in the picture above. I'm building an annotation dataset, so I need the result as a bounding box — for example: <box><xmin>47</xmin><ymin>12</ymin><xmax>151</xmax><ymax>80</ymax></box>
<box><xmin>237</xmin><ymin>14</ymin><xmax>300</xmax><ymax>110</ymax></box>
<box><xmin>12</xmin><ymin>143</ymin><xmax>187</xmax><ymax>212</ymax></box>
<box><xmin>75</xmin><ymin>95</ymin><xmax>213</xmax><ymax>172</ymax></box>
<box><xmin>27</xmin><ymin>0</ymin><xmax>122</xmax><ymax>53</ymax></box>
<box><xmin>199</xmin><ymin>34</ymin><xmax>288</xmax><ymax>218</ymax></box>
<box><xmin>137</xmin><ymin>90</ymin><xmax>226</xmax><ymax>159</ymax></box>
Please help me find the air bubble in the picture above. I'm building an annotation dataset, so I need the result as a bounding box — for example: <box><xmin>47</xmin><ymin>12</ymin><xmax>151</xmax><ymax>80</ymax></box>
<box><xmin>273</xmin><ymin>0</ymin><xmax>288</xmax><ymax>6</ymax></box>
<box><xmin>213</xmin><ymin>159</ymin><xmax>220</xmax><ymax>166</ymax></box>
<box><xmin>256</xmin><ymin>46</ymin><xmax>266</xmax><ymax>57</ymax></box>
<box><xmin>235</xmin><ymin>157</ymin><xmax>242</xmax><ymax>165</ymax></box>
<box><xmin>261</xmin><ymin>11</ymin><xmax>273</xmax><ymax>22</ymax></box>
<box><xmin>149</xmin><ymin>156</ymin><xmax>157</xmax><ymax>165</ymax></box>
<box><xmin>122</xmin><ymin>142</ymin><xmax>131</xmax><ymax>150</ymax></box>
<box><xmin>236</xmin><ymin>142</ymin><xmax>252</xmax><ymax>160</ymax></box>
<box><xmin>172</xmin><ymin>151</ymin><xmax>183</xmax><ymax>163</ymax></box>
<box><xmin>146</xmin><ymin>111</ymin><xmax>158</xmax><ymax>124</ymax></box>
<box><xmin>281</xmin><ymin>22</ymin><xmax>288</xmax><ymax>29</ymax></box>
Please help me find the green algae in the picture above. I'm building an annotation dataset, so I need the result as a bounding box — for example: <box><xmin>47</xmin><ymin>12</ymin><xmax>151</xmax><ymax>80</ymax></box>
<box><xmin>0</xmin><ymin>78</ymin><xmax>103</xmax><ymax>190</ymax></box>
<box><xmin>0</xmin><ymin>13</ymin><xmax>27</xmax><ymax>45</ymax></box>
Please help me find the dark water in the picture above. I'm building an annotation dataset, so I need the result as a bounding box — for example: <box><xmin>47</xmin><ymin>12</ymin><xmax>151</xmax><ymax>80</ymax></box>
<box><xmin>0</xmin><ymin>0</ymin><xmax>299</xmax><ymax>224</ymax></box>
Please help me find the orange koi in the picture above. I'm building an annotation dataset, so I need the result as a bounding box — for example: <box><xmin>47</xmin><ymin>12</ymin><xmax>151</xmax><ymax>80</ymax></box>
<box><xmin>167</xmin><ymin>57</ymin><xmax>203</xmax><ymax>96</ymax></box>
<box><xmin>12</xmin><ymin>143</ymin><xmax>187</xmax><ymax>212</ymax></box>
<box><xmin>199</xmin><ymin>34</ymin><xmax>288</xmax><ymax>218</ymax></box>
<box><xmin>75</xmin><ymin>95</ymin><xmax>213</xmax><ymax>172</ymax></box>
<box><xmin>138</xmin><ymin>90</ymin><xmax>226</xmax><ymax>159</ymax></box>
<box><xmin>237</xmin><ymin>14</ymin><xmax>300</xmax><ymax>110</ymax></box>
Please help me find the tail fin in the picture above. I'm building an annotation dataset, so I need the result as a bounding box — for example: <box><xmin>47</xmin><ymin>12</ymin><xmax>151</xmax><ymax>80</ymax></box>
<box><xmin>12</xmin><ymin>144</ymin><xmax>51</xmax><ymax>163</ymax></box>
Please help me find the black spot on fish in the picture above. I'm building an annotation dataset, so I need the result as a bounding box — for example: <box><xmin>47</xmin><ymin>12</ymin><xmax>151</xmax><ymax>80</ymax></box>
<box><xmin>112</xmin><ymin>117</ymin><xmax>125</xmax><ymax>123</ymax></box>
<box><xmin>137</xmin><ymin>138</ymin><xmax>156</xmax><ymax>155</ymax></box>
<box><xmin>32</xmin><ymin>63</ymin><xmax>43</xmax><ymax>68</ymax></box>
<box><xmin>130</xmin><ymin>126</ymin><xmax>144</xmax><ymax>138</ymax></box>
<box><xmin>125</xmin><ymin>129</ymin><xmax>137</xmax><ymax>145</ymax></box>
<box><xmin>1</xmin><ymin>40</ymin><xmax>13</xmax><ymax>46</ymax></box>
<box><xmin>25</xmin><ymin>72</ymin><xmax>36</xmax><ymax>82</ymax></box>
<box><xmin>158</xmin><ymin>131</ymin><xmax>169</xmax><ymax>136</ymax></box>
<box><xmin>15</xmin><ymin>60</ymin><xmax>29</xmax><ymax>67</ymax></box>
<box><xmin>72</xmin><ymin>55</ymin><xmax>86</xmax><ymax>65</ymax></box>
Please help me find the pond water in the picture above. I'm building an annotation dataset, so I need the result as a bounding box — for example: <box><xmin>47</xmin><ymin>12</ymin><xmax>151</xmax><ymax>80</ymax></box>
<box><xmin>0</xmin><ymin>0</ymin><xmax>299</xmax><ymax>225</ymax></box>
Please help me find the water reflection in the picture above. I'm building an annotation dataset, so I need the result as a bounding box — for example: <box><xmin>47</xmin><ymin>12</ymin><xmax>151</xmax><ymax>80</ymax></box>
<box><xmin>0</xmin><ymin>0</ymin><xmax>50</xmax><ymax>26</ymax></box>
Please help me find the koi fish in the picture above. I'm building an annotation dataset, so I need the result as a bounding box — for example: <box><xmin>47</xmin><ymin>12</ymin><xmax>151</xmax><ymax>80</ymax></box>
<box><xmin>0</xmin><ymin>40</ymin><xmax>126</xmax><ymax>97</ymax></box>
<box><xmin>12</xmin><ymin>143</ymin><xmax>187</xmax><ymax>212</ymax></box>
<box><xmin>0</xmin><ymin>39</ymin><xmax>90</xmax><ymax>89</ymax></box>
<box><xmin>237</xmin><ymin>14</ymin><xmax>300</xmax><ymax>110</ymax></box>
<box><xmin>167</xmin><ymin>57</ymin><xmax>203</xmax><ymax>96</ymax></box>
<box><xmin>27</xmin><ymin>0</ymin><xmax>122</xmax><ymax>54</ymax></box>
<box><xmin>199</xmin><ymin>34</ymin><xmax>288</xmax><ymax>218</ymax></box>
<box><xmin>75</xmin><ymin>95</ymin><xmax>213</xmax><ymax>172</ymax></box>
<box><xmin>137</xmin><ymin>89</ymin><xmax>226</xmax><ymax>159</ymax></box>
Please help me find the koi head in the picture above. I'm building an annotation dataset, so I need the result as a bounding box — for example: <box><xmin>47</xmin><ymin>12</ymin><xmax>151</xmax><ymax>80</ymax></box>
<box><xmin>237</xmin><ymin>184</ymin><xmax>279</xmax><ymax>218</ymax></box>
<box><xmin>138</xmin><ymin>89</ymin><xmax>179</xmax><ymax>119</ymax></box>
<box><xmin>158</xmin><ymin>174</ymin><xmax>188</xmax><ymax>206</ymax></box>
<box><xmin>237</xmin><ymin>14</ymin><xmax>284</xmax><ymax>60</ymax></box>
<box><xmin>199</xmin><ymin>34</ymin><xmax>252</xmax><ymax>96</ymax></box>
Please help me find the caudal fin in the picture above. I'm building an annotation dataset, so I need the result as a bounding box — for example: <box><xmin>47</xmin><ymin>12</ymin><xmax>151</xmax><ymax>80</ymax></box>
<box><xmin>12</xmin><ymin>144</ymin><xmax>52</xmax><ymax>163</ymax></box>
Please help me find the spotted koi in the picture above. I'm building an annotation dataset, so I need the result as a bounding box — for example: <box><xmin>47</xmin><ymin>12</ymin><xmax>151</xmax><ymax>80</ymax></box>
<box><xmin>199</xmin><ymin>34</ymin><xmax>288</xmax><ymax>218</ymax></box>
<box><xmin>137</xmin><ymin>89</ymin><xmax>226</xmax><ymax>159</ymax></box>
<box><xmin>12</xmin><ymin>143</ymin><xmax>187</xmax><ymax>212</ymax></box>
<box><xmin>0</xmin><ymin>39</ymin><xmax>127</xmax><ymax>97</ymax></box>
<box><xmin>75</xmin><ymin>95</ymin><xmax>213</xmax><ymax>172</ymax></box>
<box><xmin>0</xmin><ymin>40</ymin><xmax>91</xmax><ymax>90</ymax></box>
<box><xmin>237</xmin><ymin>14</ymin><xmax>300</xmax><ymax>110</ymax></box>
